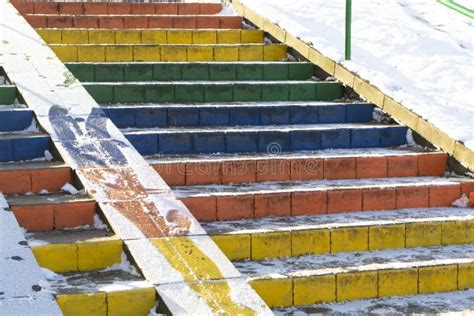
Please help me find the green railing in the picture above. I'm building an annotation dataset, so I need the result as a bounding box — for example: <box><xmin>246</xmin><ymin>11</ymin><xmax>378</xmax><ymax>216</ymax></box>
<box><xmin>438</xmin><ymin>0</ymin><xmax>474</xmax><ymax>19</ymax></box>
<box><xmin>345</xmin><ymin>0</ymin><xmax>352</xmax><ymax>60</ymax></box>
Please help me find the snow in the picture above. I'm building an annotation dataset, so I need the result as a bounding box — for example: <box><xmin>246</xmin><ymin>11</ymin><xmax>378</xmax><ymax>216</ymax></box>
<box><xmin>240</xmin><ymin>0</ymin><xmax>474</xmax><ymax>150</ymax></box>
<box><xmin>61</xmin><ymin>183</ymin><xmax>79</xmax><ymax>195</ymax></box>
<box><xmin>452</xmin><ymin>193</ymin><xmax>471</xmax><ymax>207</ymax></box>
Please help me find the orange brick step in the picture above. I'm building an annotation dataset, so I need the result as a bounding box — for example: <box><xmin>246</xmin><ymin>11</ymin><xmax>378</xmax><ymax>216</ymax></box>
<box><xmin>7</xmin><ymin>193</ymin><xmax>96</xmax><ymax>232</ymax></box>
<box><xmin>23</xmin><ymin>14</ymin><xmax>242</xmax><ymax>29</ymax></box>
<box><xmin>0</xmin><ymin>162</ymin><xmax>72</xmax><ymax>195</ymax></box>
<box><xmin>13</xmin><ymin>1</ymin><xmax>222</xmax><ymax>16</ymax></box>
<box><xmin>152</xmin><ymin>151</ymin><xmax>448</xmax><ymax>186</ymax></box>
<box><xmin>178</xmin><ymin>178</ymin><xmax>474</xmax><ymax>221</ymax></box>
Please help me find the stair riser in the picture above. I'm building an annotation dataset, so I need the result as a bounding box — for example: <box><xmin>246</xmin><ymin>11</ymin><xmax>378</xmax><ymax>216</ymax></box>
<box><xmin>154</xmin><ymin>153</ymin><xmax>447</xmax><ymax>186</ymax></box>
<box><xmin>0</xmin><ymin>167</ymin><xmax>71</xmax><ymax>194</ymax></box>
<box><xmin>15</xmin><ymin>2</ymin><xmax>222</xmax><ymax>15</ymax></box>
<box><xmin>212</xmin><ymin>220</ymin><xmax>474</xmax><ymax>260</ymax></box>
<box><xmin>32</xmin><ymin>239</ymin><xmax>122</xmax><ymax>273</ymax></box>
<box><xmin>250</xmin><ymin>263</ymin><xmax>474</xmax><ymax>307</ymax></box>
<box><xmin>105</xmin><ymin>104</ymin><xmax>373</xmax><ymax>129</ymax></box>
<box><xmin>51</xmin><ymin>44</ymin><xmax>288</xmax><ymax>62</ymax></box>
<box><xmin>26</xmin><ymin>15</ymin><xmax>242</xmax><ymax>30</ymax></box>
<box><xmin>0</xmin><ymin>136</ymin><xmax>50</xmax><ymax>162</ymax></box>
<box><xmin>0</xmin><ymin>110</ymin><xmax>34</xmax><ymax>131</ymax></box>
<box><xmin>11</xmin><ymin>201</ymin><xmax>96</xmax><ymax>231</ymax></box>
<box><xmin>41</xmin><ymin>29</ymin><xmax>264</xmax><ymax>45</ymax></box>
<box><xmin>125</xmin><ymin>126</ymin><xmax>407</xmax><ymax>155</ymax></box>
<box><xmin>67</xmin><ymin>62</ymin><xmax>313</xmax><ymax>82</ymax></box>
<box><xmin>56</xmin><ymin>288</ymin><xmax>156</xmax><ymax>316</ymax></box>
<box><xmin>0</xmin><ymin>85</ymin><xmax>17</xmax><ymax>104</ymax></box>
<box><xmin>86</xmin><ymin>81</ymin><xmax>340</xmax><ymax>104</ymax></box>
<box><xmin>181</xmin><ymin>183</ymin><xmax>467</xmax><ymax>221</ymax></box>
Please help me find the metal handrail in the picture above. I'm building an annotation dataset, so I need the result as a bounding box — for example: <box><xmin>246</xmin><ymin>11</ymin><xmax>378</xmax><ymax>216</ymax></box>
<box><xmin>438</xmin><ymin>0</ymin><xmax>474</xmax><ymax>19</ymax></box>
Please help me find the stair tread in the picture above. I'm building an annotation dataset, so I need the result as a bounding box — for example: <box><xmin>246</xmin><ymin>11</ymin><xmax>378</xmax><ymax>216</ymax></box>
<box><xmin>7</xmin><ymin>192</ymin><xmax>91</xmax><ymax>205</ymax></box>
<box><xmin>47</xmin><ymin>269</ymin><xmax>151</xmax><ymax>295</ymax></box>
<box><xmin>27</xmin><ymin>228</ymin><xmax>117</xmax><ymax>245</ymax></box>
<box><xmin>67</xmin><ymin>61</ymin><xmax>312</xmax><ymax>65</ymax></box>
<box><xmin>149</xmin><ymin>147</ymin><xmax>438</xmax><ymax>164</ymax></box>
<box><xmin>87</xmin><ymin>80</ymin><xmax>324</xmax><ymax>85</ymax></box>
<box><xmin>274</xmin><ymin>289</ymin><xmax>474</xmax><ymax>315</ymax></box>
<box><xmin>173</xmin><ymin>176</ymin><xmax>469</xmax><ymax>197</ymax></box>
<box><xmin>124</xmin><ymin>123</ymin><xmax>401</xmax><ymax>134</ymax></box>
<box><xmin>103</xmin><ymin>101</ymin><xmax>358</xmax><ymax>108</ymax></box>
<box><xmin>0</xmin><ymin>160</ymin><xmax>66</xmax><ymax>171</ymax></box>
<box><xmin>203</xmin><ymin>207</ymin><xmax>474</xmax><ymax>235</ymax></box>
<box><xmin>235</xmin><ymin>244</ymin><xmax>474</xmax><ymax>278</ymax></box>
<box><xmin>0</xmin><ymin>132</ymin><xmax>47</xmax><ymax>139</ymax></box>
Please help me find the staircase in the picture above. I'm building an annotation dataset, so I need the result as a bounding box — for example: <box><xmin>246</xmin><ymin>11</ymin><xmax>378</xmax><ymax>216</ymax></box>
<box><xmin>8</xmin><ymin>0</ymin><xmax>474</xmax><ymax>314</ymax></box>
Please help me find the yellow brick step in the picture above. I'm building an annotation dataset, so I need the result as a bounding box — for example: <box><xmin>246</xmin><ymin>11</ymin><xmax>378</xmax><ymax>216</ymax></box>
<box><xmin>233</xmin><ymin>244</ymin><xmax>474</xmax><ymax>307</ymax></box>
<box><xmin>48</xmin><ymin>269</ymin><xmax>156</xmax><ymax>316</ymax></box>
<box><xmin>206</xmin><ymin>207</ymin><xmax>474</xmax><ymax>261</ymax></box>
<box><xmin>50</xmin><ymin>43</ymin><xmax>288</xmax><ymax>62</ymax></box>
<box><xmin>28</xmin><ymin>228</ymin><xmax>123</xmax><ymax>273</ymax></box>
<box><xmin>38</xmin><ymin>29</ymin><xmax>265</xmax><ymax>45</ymax></box>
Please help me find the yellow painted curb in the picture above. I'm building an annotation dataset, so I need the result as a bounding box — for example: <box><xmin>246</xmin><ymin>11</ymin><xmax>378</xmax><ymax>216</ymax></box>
<box><xmin>232</xmin><ymin>0</ymin><xmax>474</xmax><ymax>171</ymax></box>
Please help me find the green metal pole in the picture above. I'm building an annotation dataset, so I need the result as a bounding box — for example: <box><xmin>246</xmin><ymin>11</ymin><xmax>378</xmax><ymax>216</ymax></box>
<box><xmin>345</xmin><ymin>0</ymin><xmax>352</xmax><ymax>60</ymax></box>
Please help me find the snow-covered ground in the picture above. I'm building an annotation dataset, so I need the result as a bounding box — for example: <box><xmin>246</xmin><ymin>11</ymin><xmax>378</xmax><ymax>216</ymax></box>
<box><xmin>240</xmin><ymin>0</ymin><xmax>474</xmax><ymax>150</ymax></box>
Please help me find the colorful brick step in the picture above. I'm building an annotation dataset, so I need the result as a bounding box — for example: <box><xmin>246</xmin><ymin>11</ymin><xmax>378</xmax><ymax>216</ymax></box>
<box><xmin>0</xmin><ymin>161</ymin><xmax>71</xmax><ymax>194</ymax></box>
<box><xmin>0</xmin><ymin>134</ymin><xmax>51</xmax><ymax>162</ymax></box>
<box><xmin>236</xmin><ymin>244</ymin><xmax>474</xmax><ymax>307</ymax></box>
<box><xmin>175</xmin><ymin>176</ymin><xmax>473</xmax><ymax>220</ymax></box>
<box><xmin>28</xmin><ymin>228</ymin><xmax>122</xmax><ymax>272</ymax></box>
<box><xmin>275</xmin><ymin>289</ymin><xmax>474</xmax><ymax>315</ymax></box>
<box><xmin>149</xmin><ymin>149</ymin><xmax>447</xmax><ymax>186</ymax></box>
<box><xmin>84</xmin><ymin>81</ymin><xmax>341</xmax><ymax>104</ymax></box>
<box><xmin>13</xmin><ymin>1</ymin><xmax>223</xmax><ymax>16</ymax></box>
<box><xmin>25</xmin><ymin>14</ymin><xmax>242</xmax><ymax>30</ymax></box>
<box><xmin>204</xmin><ymin>207</ymin><xmax>474</xmax><ymax>260</ymax></box>
<box><xmin>123</xmin><ymin>124</ymin><xmax>407</xmax><ymax>155</ymax></box>
<box><xmin>8</xmin><ymin>193</ymin><xmax>95</xmax><ymax>231</ymax></box>
<box><xmin>51</xmin><ymin>43</ymin><xmax>288</xmax><ymax>62</ymax></box>
<box><xmin>48</xmin><ymin>269</ymin><xmax>156</xmax><ymax>315</ymax></box>
<box><xmin>39</xmin><ymin>29</ymin><xmax>264</xmax><ymax>45</ymax></box>
<box><xmin>67</xmin><ymin>62</ymin><xmax>314</xmax><ymax>82</ymax></box>
<box><xmin>0</xmin><ymin>108</ymin><xmax>34</xmax><ymax>131</ymax></box>
<box><xmin>0</xmin><ymin>85</ymin><xmax>17</xmax><ymax>104</ymax></box>
<box><xmin>102</xmin><ymin>103</ymin><xmax>372</xmax><ymax>129</ymax></box>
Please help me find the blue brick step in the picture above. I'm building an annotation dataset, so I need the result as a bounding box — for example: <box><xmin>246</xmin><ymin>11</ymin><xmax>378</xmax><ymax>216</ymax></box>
<box><xmin>122</xmin><ymin>124</ymin><xmax>408</xmax><ymax>155</ymax></box>
<box><xmin>66</xmin><ymin>62</ymin><xmax>315</xmax><ymax>82</ymax></box>
<box><xmin>0</xmin><ymin>134</ymin><xmax>51</xmax><ymax>162</ymax></box>
<box><xmin>102</xmin><ymin>102</ymin><xmax>375</xmax><ymax>128</ymax></box>
<box><xmin>0</xmin><ymin>108</ymin><xmax>35</xmax><ymax>132</ymax></box>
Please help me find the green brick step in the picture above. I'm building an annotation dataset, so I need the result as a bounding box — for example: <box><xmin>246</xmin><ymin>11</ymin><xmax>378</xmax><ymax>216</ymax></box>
<box><xmin>83</xmin><ymin>81</ymin><xmax>343</xmax><ymax>104</ymax></box>
<box><xmin>0</xmin><ymin>85</ymin><xmax>17</xmax><ymax>104</ymax></box>
<box><xmin>66</xmin><ymin>62</ymin><xmax>315</xmax><ymax>82</ymax></box>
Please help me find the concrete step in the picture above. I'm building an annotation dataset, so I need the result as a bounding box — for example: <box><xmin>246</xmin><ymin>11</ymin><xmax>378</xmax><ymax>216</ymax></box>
<box><xmin>233</xmin><ymin>244</ymin><xmax>474</xmax><ymax>307</ymax></box>
<box><xmin>174</xmin><ymin>176</ymin><xmax>473</xmax><ymax>220</ymax></box>
<box><xmin>7</xmin><ymin>193</ymin><xmax>95</xmax><ymax>232</ymax></box>
<box><xmin>41</xmin><ymin>29</ymin><xmax>265</xmax><ymax>45</ymax></box>
<box><xmin>103</xmin><ymin>102</ymin><xmax>373</xmax><ymax>129</ymax></box>
<box><xmin>0</xmin><ymin>85</ymin><xmax>17</xmax><ymax>104</ymax></box>
<box><xmin>122</xmin><ymin>124</ymin><xmax>407</xmax><ymax>155</ymax></box>
<box><xmin>50</xmin><ymin>43</ymin><xmax>288</xmax><ymax>63</ymax></box>
<box><xmin>85</xmin><ymin>80</ymin><xmax>341</xmax><ymax>104</ymax></box>
<box><xmin>27</xmin><ymin>228</ymin><xmax>122</xmax><ymax>273</ymax></box>
<box><xmin>274</xmin><ymin>289</ymin><xmax>474</xmax><ymax>315</ymax></box>
<box><xmin>14</xmin><ymin>1</ymin><xmax>223</xmax><ymax>16</ymax></box>
<box><xmin>0</xmin><ymin>161</ymin><xmax>72</xmax><ymax>194</ymax></box>
<box><xmin>203</xmin><ymin>207</ymin><xmax>474</xmax><ymax>260</ymax></box>
<box><xmin>67</xmin><ymin>62</ymin><xmax>313</xmax><ymax>82</ymax></box>
<box><xmin>0</xmin><ymin>133</ymin><xmax>51</xmax><ymax>162</ymax></box>
<box><xmin>47</xmin><ymin>269</ymin><xmax>155</xmax><ymax>315</ymax></box>
<box><xmin>0</xmin><ymin>108</ymin><xmax>35</xmax><ymax>131</ymax></box>
<box><xmin>25</xmin><ymin>14</ymin><xmax>242</xmax><ymax>30</ymax></box>
<box><xmin>149</xmin><ymin>148</ymin><xmax>447</xmax><ymax>186</ymax></box>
